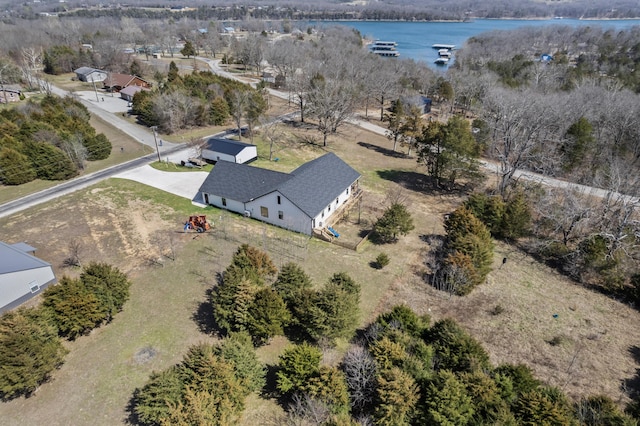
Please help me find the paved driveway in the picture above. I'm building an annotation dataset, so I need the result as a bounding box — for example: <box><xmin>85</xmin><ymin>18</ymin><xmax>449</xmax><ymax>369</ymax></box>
<box><xmin>115</xmin><ymin>165</ymin><xmax>209</xmax><ymax>205</ymax></box>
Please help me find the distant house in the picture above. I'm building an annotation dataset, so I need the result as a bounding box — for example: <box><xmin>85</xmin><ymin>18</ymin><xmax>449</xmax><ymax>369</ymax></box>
<box><xmin>202</xmin><ymin>138</ymin><xmax>257</xmax><ymax>164</ymax></box>
<box><xmin>198</xmin><ymin>152</ymin><xmax>361</xmax><ymax>235</ymax></box>
<box><xmin>103</xmin><ymin>73</ymin><xmax>151</xmax><ymax>93</ymax></box>
<box><xmin>74</xmin><ymin>67</ymin><xmax>108</xmax><ymax>83</ymax></box>
<box><xmin>397</xmin><ymin>95</ymin><xmax>432</xmax><ymax>114</ymax></box>
<box><xmin>119</xmin><ymin>85</ymin><xmax>149</xmax><ymax>102</ymax></box>
<box><xmin>0</xmin><ymin>86</ymin><xmax>21</xmax><ymax>103</ymax></box>
<box><xmin>0</xmin><ymin>242</ymin><xmax>56</xmax><ymax>314</ymax></box>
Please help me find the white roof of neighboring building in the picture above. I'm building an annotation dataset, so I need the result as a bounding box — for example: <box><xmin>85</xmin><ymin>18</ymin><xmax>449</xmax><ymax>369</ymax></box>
<box><xmin>0</xmin><ymin>241</ymin><xmax>50</xmax><ymax>275</ymax></box>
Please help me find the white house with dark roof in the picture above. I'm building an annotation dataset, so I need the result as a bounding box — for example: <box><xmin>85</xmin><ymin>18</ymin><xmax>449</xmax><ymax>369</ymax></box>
<box><xmin>198</xmin><ymin>152</ymin><xmax>360</xmax><ymax>235</ymax></box>
<box><xmin>0</xmin><ymin>242</ymin><xmax>56</xmax><ymax>314</ymax></box>
<box><xmin>202</xmin><ymin>138</ymin><xmax>258</xmax><ymax>164</ymax></box>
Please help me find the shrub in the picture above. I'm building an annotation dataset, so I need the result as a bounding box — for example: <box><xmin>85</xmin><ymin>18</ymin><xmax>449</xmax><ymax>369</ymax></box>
<box><xmin>375</xmin><ymin>252</ymin><xmax>390</xmax><ymax>269</ymax></box>
<box><xmin>374</xmin><ymin>203</ymin><xmax>415</xmax><ymax>243</ymax></box>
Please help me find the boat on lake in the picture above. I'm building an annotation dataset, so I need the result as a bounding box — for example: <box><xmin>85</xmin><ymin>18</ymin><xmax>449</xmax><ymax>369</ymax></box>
<box><xmin>434</xmin><ymin>57</ymin><xmax>449</xmax><ymax>65</ymax></box>
<box><xmin>370</xmin><ymin>40</ymin><xmax>400</xmax><ymax>57</ymax></box>
<box><xmin>432</xmin><ymin>43</ymin><xmax>456</xmax><ymax>50</ymax></box>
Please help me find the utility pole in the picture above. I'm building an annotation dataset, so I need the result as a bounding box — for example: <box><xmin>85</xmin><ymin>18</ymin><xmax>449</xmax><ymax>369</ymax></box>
<box><xmin>91</xmin><ymin>76</ymin><xmax>99</xmax><ymax>102</ymax></box>
<box><xmin>151</xmin><ymin>126</ymin><xmax>161</xmax><ymax>162</ymax></box>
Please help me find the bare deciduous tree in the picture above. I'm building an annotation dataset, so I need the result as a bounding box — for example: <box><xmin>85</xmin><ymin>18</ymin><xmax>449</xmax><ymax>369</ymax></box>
<box><xmin>342</xmin><ymin>345</ymin><xmax>377</xmax><ymax>412</ymax></box>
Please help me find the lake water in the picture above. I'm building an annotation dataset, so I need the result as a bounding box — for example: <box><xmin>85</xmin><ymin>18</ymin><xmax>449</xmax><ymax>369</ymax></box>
<box><xmin>317</xmin><ymin>19</ymin><xmax>640</xmax><ymax>68</ymax></box>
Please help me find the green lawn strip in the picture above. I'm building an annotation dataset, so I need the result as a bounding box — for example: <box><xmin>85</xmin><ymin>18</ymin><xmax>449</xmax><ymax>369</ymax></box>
<box><xmin>149</xmin><ymin>161</ymin><xmax>213</xmax><ymax>173</ymax></box>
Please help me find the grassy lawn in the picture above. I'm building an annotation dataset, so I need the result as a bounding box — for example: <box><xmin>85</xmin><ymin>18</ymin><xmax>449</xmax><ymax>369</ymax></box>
<box><xmin>1</xmin><ymin>112</ymin><xmax>640</xmax><ymax>423</ymax></box>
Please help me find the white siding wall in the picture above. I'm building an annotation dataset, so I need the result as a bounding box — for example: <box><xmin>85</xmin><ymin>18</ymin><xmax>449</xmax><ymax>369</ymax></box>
<box><xmin>202</xmin><ymin>193</ymin><xmax>245</xmax><ymax>214</ymax></box>
<box><xmin>87</xmin><ymin>71</ymin><xmax>107</xmax><ymax>82</ymax></box>
<box><xmin>236</xmin><ymin>146</ymin><xmax>258</xmax><ymax>164</ymax></box>
<box><xmin>245</xmin><ymin>191</ymin><xmax>312</xmax><ymax>234</ymax></box>
<box><xmin>0</xmin><ymin>266</ymin><xmax>56</xmax><ymax>311</ymax></box>
<box><xmin>202</xmin><ymin>150</ymin><xmax>236</xmax><ymax>163</ymax></box>
<box><xmin>312</xmin><ymin>186</ymin><xmax>353</xmax><ymax>229</ymax></box>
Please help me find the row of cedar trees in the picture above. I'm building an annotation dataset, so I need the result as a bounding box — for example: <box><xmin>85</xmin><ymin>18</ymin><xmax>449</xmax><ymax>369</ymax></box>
<box><xmin>0</xmin><ymin>263</ymin><xmax>131</xmax><ymax>400</ymax></box>
<box><xmin>0</xmin><ymin>96</ymin><xmax>112</xmax><ymax>185</ymax></box>
<box><xmin>131</xmin><ymin>244</ymin><xmax>636</xmax><ymax>424</ymax></box>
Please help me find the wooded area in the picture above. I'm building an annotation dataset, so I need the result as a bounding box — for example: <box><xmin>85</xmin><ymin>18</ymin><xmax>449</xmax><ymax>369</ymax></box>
<box><xmin>2</xmin><ymin>0</ymin><xmax>640</xmax><ymax>21</ymax></box>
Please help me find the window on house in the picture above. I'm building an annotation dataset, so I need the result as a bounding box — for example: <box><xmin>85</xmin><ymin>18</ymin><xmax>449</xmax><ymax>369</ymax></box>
<box><xmin>277</xmin><ymin>195</ymin><xmax>281</xmax><ymax>204</ymax></box>
<box><xmin>278</xmin><ymin>211</ymin><xmax>284</xmax><ymax>220</ymax></box>
<box><xmin>29</xmin><ymin>282</ymin><xmax>39</xmax><ymax>293</ymax></box>
<box><xmin>346</xmin><ymin>188</ymin><xmax>349</xmax><ymax>194</ymax></box>
<box><xmin>261</xmin><ymin>206</ymin><xmax>269</xmax><ymax>217</ymax></box>
<box><xmin>328</xmin><ymin>205</ymin><xmax>331</xmax><ymax>212</ymax></box>
<box><xmin>321</xmin><ymin>211</ymin><xmax>325</xmax><ymax>218</ymax></box>
<box><xmin>336</xmin><ymin>197</ymin><xmax>339</xmax><ymax>205</ymax></box>
<box><xmin>222</xmin><ymin>197</ymin><xmax>227</xmax><ymax>206</ymax></box>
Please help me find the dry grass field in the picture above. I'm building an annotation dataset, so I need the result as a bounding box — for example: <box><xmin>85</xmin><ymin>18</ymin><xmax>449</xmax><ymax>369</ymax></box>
<box><xmin>0</xmin><ymin>115</ymin><xmax>639</xmax><ymax>424</ymax></box>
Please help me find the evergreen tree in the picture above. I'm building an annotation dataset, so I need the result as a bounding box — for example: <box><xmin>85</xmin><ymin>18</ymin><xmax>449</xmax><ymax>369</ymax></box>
<box><xmin>167</xmin><ymin>61</ymin><xmax>180</xmax><ymax>82</ymax></box>
<box><xmin>0</xmin><ymin>308</ymin><xmax>68</xmax><ymax>400</ymax></box>
<box><xmin>84</xmin><ymin>133</ymin><xmax>111</xmax><ymax>161</ymax></box>
<box><xmin>42</xmin><ymin>276</ymin><xmax>104</xmax><ymax>340</ymax></box>
<box><xmin>375</xmin><ymin>304</ymin><xmax>430</xmax><ymax>338</ymax></box>
<box><xmin>276</xmin><ymin>343</ymin><xmax>322</xmax><ymax>394</ymax></box>
<box><xmin>444</xmin><ymin>206</ymin><xmax>494</xmax><ymax>289</ymax></box>
<box><xmin>513</xmin><ymin>388</ymin><xmax>575</xmax><ymax>425</ymax></box>
<box><xmin>209</xmin><ymin>96</ymin><xmax>230</xmax><ymax>125</ymax></box>
<box><xmin>316</xmin><ymin>273</ymin><xmax>360</xmax><ymax>340</ymax></box>
<box><xmin>374</xmin><ymin>367</ymin><xmax>420</xmax><ymax>426</ymax></box>
<box><xmin>561</xmin><ymin>116</ymin><xmax>595</xmax><ymax>172</ymax></box>
<box><xmin>218</xmin><ymin>332</ymin><xmax>266</xmax><ymax>393</ymax></box>
<box><xmin>134</xmin><ymin>366</ymin><xmax>187</xmax><ymax>425</ymax></box>
<box><xmin>180</xmin><ymin>40</ymin><xmax>196</xmax><ymax>58</ymax></box>
<box><xmin>0</xmin><ymin>147</ymin><xmax>36</xmax><ymax>185</ymax></box>
<box><xmin>425</xmin><ymin>318</ymin><xmax>491</xmax><ymax>373</ymax></box>
<box><xmin>246</xmin><ymin>287</ymin><xmax>290</xmax><ymax>344</ymax></box>
<box><xmin>374</xmin><ymin>203</ymin><xmax>415</xmax><ymax>243</ymax></box>
<box><xmin>273</xmin><ymin>262</ymin><xmax>313</xmax><ymax>309</ymax></box>
<box><xmin>306</xmin><ymin>366</ymin><xmax>350</xmax><ymax>413</ymax></box>
<box><xmin>421</xmin><ymin>370</ymin><xmax>475</xmax><ymax>426</ymax></box>
<box><xmin>80</xmin><ymin>262</ymin><xmax>131</xmax><ymax>322</ymax></box>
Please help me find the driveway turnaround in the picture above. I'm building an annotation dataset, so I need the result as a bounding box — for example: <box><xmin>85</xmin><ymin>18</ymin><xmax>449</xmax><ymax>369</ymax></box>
<box><xmin>115</xmin><ymin>165</ymin><xmax>209</xmax><ymax>204</ymax></box>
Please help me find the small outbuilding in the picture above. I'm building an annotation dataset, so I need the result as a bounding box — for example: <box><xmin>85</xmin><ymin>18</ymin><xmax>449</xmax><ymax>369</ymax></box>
<box><xmin>202</xmin><ymin>138</ymin><xmax>258</xmax><ymax>164</ymax></box>
<box><xmin>0</xmin><ymin>242</ymin><xmax>56</xmax><ymax>314</ymax></box>
<box><xmin>74</xmin><ymin>66</ymin><xmax>108</xmax><ymax>83</ymax></box>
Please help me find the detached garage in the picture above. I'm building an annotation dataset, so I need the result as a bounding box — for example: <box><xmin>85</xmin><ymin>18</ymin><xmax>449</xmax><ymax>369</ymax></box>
<box><xmin>0</xmin><ymin>242</ymin><xmax>56</xmax><ymax>314</ymax></box>
<box><xmin>202</xmin><ymin>138</ymin><xmax>258</xmax><ymax>164</ymax></box>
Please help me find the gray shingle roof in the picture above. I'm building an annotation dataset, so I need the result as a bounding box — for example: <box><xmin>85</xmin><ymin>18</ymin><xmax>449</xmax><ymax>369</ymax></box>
<box><xmin>198</xmin><ymin>160</ymin><xmax>290</xmax><ymax>202</ymax></box>
<box><xmin>74</xmin><ymin>66</ymin><xmax>96</xmax><ymax>76</ymax></box>
<box><xmin>0</xmin><ymin>241</ymin><xmax>50</xmax><ymax>275</ymax></box>
<box><xmin>204</xmin><ymin>138</ymin><xmax>256</xmax><ymax>156</ymax></box>
<box><xmin>198</xmin><ymin>153</ymin><xmax>360</xmax><ymax>218</ymax></box>
<box><xmin>280</xmin><ymin>152</ymin><xmax>360</xmax><ymax>217</ymax></box>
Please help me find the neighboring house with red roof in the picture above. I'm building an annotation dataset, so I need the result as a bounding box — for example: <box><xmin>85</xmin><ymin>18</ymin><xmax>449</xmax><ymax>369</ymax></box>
<box><xmin>103</xmin><ymin>73</ymin><xmax>151</xmax><ymax>92</ymax></box>
<box><xmin>198</xmin><ymin>152</ymin><xmax>361</xmax><ymax>235</ymax></box>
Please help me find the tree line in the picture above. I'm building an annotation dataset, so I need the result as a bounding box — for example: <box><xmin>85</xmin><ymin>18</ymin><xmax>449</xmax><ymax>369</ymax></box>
<box><xmin>0</xmin><ymin>95</ymin><xmax>111</xmax><ymax>185</ymax></box>
<box><xmin>132</xmin><ymin>296</ymin><xmax>638</xmax><ymax>424</ymax></box>
<box><xmin>0</xmin><ymin>263</ymin><xmax>130</xmax><ymax>400</ymax></box>
<box><xmin>8</xmin><ymin>0</ymin><xmax>640</xmax><ymax>21</ymax></box>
